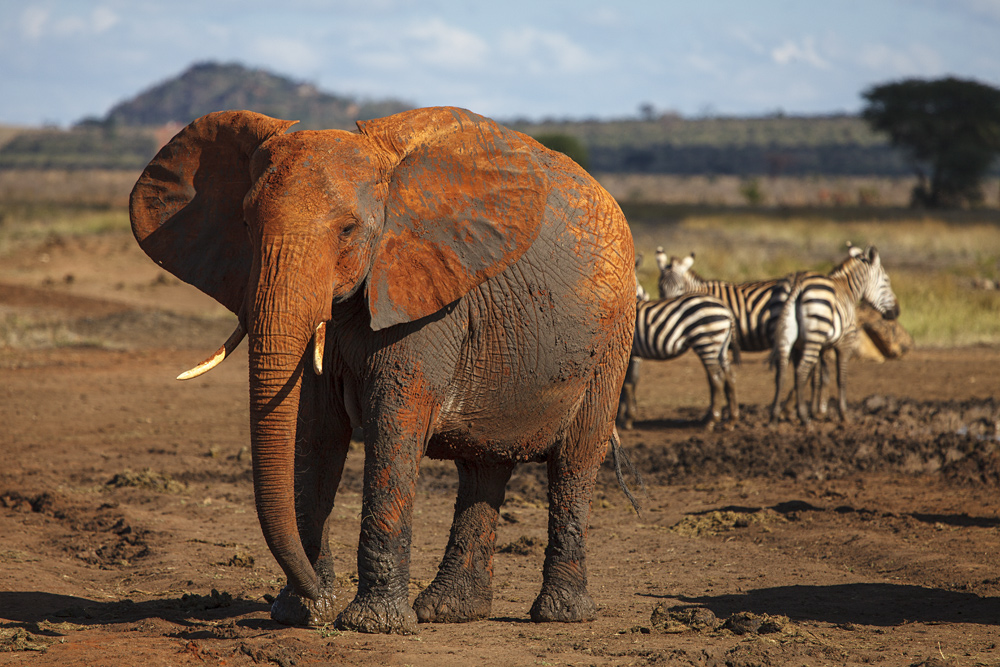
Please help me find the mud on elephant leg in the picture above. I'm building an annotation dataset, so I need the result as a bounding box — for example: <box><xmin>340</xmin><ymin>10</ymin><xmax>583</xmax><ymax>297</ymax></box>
<box><xmin>529</xmin><ymin>440</ymin><xmax>606</xmax><ymax>623</ymax></box>
<box><xmin>414</xmin><ymin>460</ymin><xmax>514</xmax><ymax>623</ymax></box>
<box><xmin>335</xmin><ymin>436</ymin><xmax>421</xmax><ymax>635</ymax></box>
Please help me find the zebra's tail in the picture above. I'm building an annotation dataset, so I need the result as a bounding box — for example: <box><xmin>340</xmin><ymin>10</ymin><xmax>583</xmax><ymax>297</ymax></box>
<box><xmin>610</xmin><ymin>428</ymin><xmax>645</xmax><ymax>515</ymax></box>
<box><xmin>769</xmin><ymin>272</ymin><xmax>805</xmax><ymax>371</ymax></box>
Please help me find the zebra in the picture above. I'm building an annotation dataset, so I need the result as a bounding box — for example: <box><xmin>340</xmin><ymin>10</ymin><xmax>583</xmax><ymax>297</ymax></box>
<box><xmin>769</xmin><ymin>243</ymin><xmax>900</xmax><ymax>425</ymax></box>
<box><xmin>628</xmin><ymin>292</ymin><xmax>741</xmax><ymax>427</ymax></box>
<box><xmin>655</xmin><ymin>248</ymin><xmax>794</xmax><ymax>354</ymax></box>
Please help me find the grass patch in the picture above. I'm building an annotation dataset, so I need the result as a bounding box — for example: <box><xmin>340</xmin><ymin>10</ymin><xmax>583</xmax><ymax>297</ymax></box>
<box><xmin>0</xmin><ymin>203</ymin><xmax>130</xmax><ymax>257</ymax></box>
<box><xmin>897</xmin><ymin>274</ymin><xmax>1000</xmax><ymax>346</ymax></box>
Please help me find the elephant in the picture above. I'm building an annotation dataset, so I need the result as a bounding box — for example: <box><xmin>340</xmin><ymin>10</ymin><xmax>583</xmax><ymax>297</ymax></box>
<box><xmin>129</xmin><ymin>106</ymin><xmax>637</xmax><ymax>634</ymax></box>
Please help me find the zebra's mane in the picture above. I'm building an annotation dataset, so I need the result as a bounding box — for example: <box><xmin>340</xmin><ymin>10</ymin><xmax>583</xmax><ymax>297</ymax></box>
<box><xmin>828</xmin><ymin>252</ymin><xmax>867</xmax><ymax>279</ymax></box>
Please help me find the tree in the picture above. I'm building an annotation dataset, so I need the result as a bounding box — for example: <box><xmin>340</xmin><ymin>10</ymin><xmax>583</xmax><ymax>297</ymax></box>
<box><xmin>532</xmin><ymin>133</ymin><xmax>590</xmax><ymax>170</ymax></box>
<box><xmin>861</xmin><ymin>77</ymin><xmax>1000</xmax><ymax>207</ymax></box>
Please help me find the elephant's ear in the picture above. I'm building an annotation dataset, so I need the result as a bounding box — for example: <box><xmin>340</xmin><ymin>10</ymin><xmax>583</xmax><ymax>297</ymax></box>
<box><xmin>358</xmin><ymin>107</ymin><xmax>547</xmax><ymax>330</ymax></box>
<box><xmin>130</xmin><ymin>111</ymin><xmax>297</xmax><ymax>314</ymax></box>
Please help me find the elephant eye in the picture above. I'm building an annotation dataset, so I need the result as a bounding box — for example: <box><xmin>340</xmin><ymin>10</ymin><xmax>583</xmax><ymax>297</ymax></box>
<box><xmin>341</xmin><ymin>222</ymin><xmax>358</xmax><ymax>237</ymax></box>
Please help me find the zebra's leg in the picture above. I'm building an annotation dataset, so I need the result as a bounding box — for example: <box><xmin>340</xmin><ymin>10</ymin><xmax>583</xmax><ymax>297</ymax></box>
<box><xmin>833</xmin><ymin>344</ymin><xmax>851</xmax><ymax>422</ymax></box>
<box><xmin>811</xmin><ymin>350</ymin><xmax>831</xmax><ymax>418</ymax></box>
<box><xmin>772</xmin><ymin>345</ymin><xmax>800</xmax><ymax>422</ymax></box>
<box><xmin>700</xmin><ymin>356</ymin><xmax>726</xmax><ymax>426</ymax></box>
<box><xmin>616</xmin><ymin>357</ymin><xmax>641</xmax><ymax>430</ymax></box>
<box><xmin>723</xmin><ymin>367</ymin><xmax>739</xmax><ymax>423</ymax></box>
<box><xmin>769</xmin><ymin>352</ymin><xmax>792</xmax><ymax>423</ymax></box>
<box><xmin>794</xmin><ymin>343</ymin><xmax>821</xmax><ymax>425</ymax></box>
<box><xmin>617</xmin><ymin>382</ymin><xmax>636</xmax><ymax>430</ymax></box>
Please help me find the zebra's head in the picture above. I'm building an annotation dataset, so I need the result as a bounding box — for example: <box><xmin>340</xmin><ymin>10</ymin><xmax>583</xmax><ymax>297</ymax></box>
<box><xmin>847</xmin><ymin>243</ymin><xmax>900</xmax><ymax>320</ymax></box>
<box><xmin>656</xmin><ymin>249</ymin><xmax>696</xmax><ymax>299</ymax></box>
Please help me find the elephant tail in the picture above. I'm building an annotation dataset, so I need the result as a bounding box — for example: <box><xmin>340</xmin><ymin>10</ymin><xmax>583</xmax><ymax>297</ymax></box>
<box><xmin>610</xmin><ymin>429</ymin><xmax>645</xmax><ymax>515</ymax></box>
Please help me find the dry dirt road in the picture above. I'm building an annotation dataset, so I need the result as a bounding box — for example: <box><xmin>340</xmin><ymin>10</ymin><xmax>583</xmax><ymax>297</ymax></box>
<box><xmin>1</xmin><ymin>232</ymin><xmax>998</xmax><ymax>666</ymax></box>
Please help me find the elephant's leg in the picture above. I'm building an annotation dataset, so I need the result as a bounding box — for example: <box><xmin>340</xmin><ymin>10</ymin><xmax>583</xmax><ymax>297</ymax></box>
<box><xmin>413</xmin><ymin>460</ymin><xmax>515</xmax><ymax>623</ymax></box>
<box><xmin>271</xmin><ymin>376</ymin><xmax>351</xmax><ymax>626</ymax></box>
<box><xmin>530</xmin><ymin>436</ymin><xmax>607</xmax><ymax>623</ymax></box>
<box><xmin>335</xmin><ymin>430</ymin><xmax>422</xmax><ymax>634</ymax></box>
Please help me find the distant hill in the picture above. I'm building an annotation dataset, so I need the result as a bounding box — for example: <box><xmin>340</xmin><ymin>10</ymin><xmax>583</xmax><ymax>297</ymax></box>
<box><xmin>101</xmin><ymin>62</ymin><xmax>413</xmax><ymax>130</ymax></box>
<box><xmin>0</xmin><ymin>60</ymin><xmax>927</xmax><ymax>175</ymax></box>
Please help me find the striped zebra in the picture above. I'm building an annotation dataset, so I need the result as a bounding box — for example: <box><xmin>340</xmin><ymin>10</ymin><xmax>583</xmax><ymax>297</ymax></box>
<box><xmin>629</xmin><ymin>292</ymin><xmax>740</xmax><ymax>426</ymax></box>
<box><xmin>769</xmin><ymin>243</ymin><xmax>900</xmax><ymax>424</ymax></box>
<box><xmin>655</xmin><ymin>248</ymin><xmax>793</xmax><ymax>353</ymax></box>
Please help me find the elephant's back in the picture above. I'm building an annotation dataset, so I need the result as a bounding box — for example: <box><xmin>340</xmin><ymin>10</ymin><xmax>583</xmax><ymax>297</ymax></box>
<box><xmin>530</xmin><ymin>148</ymin><xmax>635</xmax><ymax>346</ymax></box>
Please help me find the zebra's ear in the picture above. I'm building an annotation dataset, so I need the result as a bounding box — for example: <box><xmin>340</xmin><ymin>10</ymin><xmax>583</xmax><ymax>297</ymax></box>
<box><xmin>867</xmin><ymin>245</ymin><xmax>880</xmax><ymax>264</ymax></box>
<box><xmin>847</xmin><ymin>243</ymin><xmax>864</xmax><ymax>259</ymax></box>
<box><xmin>680</xmin><ymin>253</ymin><xmax>695</xmax><ymax>271</ymax></box>
<box><xmin>655</xmin><ymin>247</ymin><xmax>668</xmax><ymax>271</ymax></box>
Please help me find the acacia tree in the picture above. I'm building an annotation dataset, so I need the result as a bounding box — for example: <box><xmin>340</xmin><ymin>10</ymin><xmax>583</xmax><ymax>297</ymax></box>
<box><xmin>533</xmin><ymin>133</ymin><xmax>590</xmax><ymax>170</ymax></box>
<box><xmin>862</xmin><ymin>77</ymin><xmax>1000</xmax><ymax>207</ymax></box>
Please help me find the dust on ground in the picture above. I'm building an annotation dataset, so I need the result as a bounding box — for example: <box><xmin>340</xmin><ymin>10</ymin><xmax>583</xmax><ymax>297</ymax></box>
<box><xmin>1</xmin><ymin>231</ymin><xmax>998</xmax><ymax>666</ymax></box>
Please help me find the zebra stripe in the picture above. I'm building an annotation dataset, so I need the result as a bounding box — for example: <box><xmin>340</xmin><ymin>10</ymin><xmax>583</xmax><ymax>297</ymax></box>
<box><xmin>656</xmin><ymin>249</ymin><xmax>792</xmax><ymax>352</ymax></box>
<box><xmin>631</xmin><ymin>292</ymin><xmax>740</xmax><ymax>424</ymax></box>
<box><xmin>770</xmin><ymin>244</ymin><xmax>900</xmax><ymax>424</ymax></box>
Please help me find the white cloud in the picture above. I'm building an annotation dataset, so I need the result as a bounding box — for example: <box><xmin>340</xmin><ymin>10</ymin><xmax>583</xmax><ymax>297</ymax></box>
<box><xmin>498</xmin><ymin>27</ymin><xmax>596</xmax><ymax>74</ymax></box>
<box><xmin>251</xmin><ymin>36</ymin><xmax>322</xmax><ymax>73</ymax></box>
<box><xmin>20</xmin><ymin>7</ymin><xmax>51</xmax><ymax>40</ymax></box>
<box><xmin>771</xmin><ymin>36</ymin><xmax>830</xmax><ymax>69</ymax></box>
<box><xmin>404</xmin><ymin>18</ymin><xmax>489</xmax><ymax>70</ymax></box>
<box><xmin>19</xmin><ymin>5</ymin><xmax>120</xmax><ymax>40</ymax></box>
<box><xmin>91</xmin><ymin>6</ymin><xmax>120</xmax><ymax>33</ymax></box>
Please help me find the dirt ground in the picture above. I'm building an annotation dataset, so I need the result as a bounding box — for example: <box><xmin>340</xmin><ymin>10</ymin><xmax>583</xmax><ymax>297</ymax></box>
<box><xmin>1</xmin><ymin>231</ymin><xmax>999</xmax><ymax>666</ymax></box>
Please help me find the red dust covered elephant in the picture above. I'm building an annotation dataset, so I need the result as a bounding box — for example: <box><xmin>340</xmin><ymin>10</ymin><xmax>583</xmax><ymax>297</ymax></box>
<box><xmin>129</xmin><ymin>107</ymin><xmax>636</xmax><ymax>634</ymax></box>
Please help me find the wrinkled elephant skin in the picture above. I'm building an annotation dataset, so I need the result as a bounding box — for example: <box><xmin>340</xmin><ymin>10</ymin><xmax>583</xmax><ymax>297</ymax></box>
<box><xmin>129</xmin><ymin>107</ymin><xmax>636</xmax><ymax>634</ymax></box>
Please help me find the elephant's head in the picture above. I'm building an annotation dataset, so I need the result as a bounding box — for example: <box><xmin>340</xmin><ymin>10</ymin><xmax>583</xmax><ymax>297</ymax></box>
<box><xmin>130</xmin><ymin>107</ymin><xmax>551</xmax><ymax>600</ymax></box>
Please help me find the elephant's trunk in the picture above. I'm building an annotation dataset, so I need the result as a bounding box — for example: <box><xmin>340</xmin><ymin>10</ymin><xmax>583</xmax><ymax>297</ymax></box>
<box><xmin>247</xmin><ymin>257</ymin><xmax>329</xmax><ymax>601</ymax></box>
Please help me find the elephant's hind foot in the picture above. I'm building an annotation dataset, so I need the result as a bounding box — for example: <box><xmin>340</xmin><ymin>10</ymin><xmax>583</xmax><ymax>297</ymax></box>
<box><xmin>336</xmin><ymin>594</ymin><xmax>419</xmax><ymax>634</ymax></box>
<box><xmin>529</xmin><ymin>584</ymin><xmax>597</xmax><ymax>623</ymax></box>
<box><xmin>413</xmin><ymin>579</ymin><xmax>492</xmax><ymax>623</ymax></box>
<box><xmin>270</xmin><ymin>584</ymin><xmax>339</xmax><ymax>626</ymax></box>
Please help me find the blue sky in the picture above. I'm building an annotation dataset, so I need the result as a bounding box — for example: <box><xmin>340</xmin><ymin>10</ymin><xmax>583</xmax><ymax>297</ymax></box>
<box><xmin>2</xmin><ymin>0</ymin><xmax>999</xmax><ymax>127</ymax></box>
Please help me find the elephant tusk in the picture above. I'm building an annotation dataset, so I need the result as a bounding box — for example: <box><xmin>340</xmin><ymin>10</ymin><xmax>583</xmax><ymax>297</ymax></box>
<box><xmin>176</xmin><ymin>322</ymin><xmax>246</xmax><ymax>380</ymax></box>
<box><xmin>313</xmin><ymin>321</ymin><xmax>326</xmax><ymax>375</ymax></box>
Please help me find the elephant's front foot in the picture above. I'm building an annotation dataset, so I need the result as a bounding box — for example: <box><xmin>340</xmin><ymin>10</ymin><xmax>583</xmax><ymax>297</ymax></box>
<box><xmin>335</xmin><ymin>593</ymin><xmax>418</xmax><ymax>634</ymax></box>
<box><xmin>413</xmin><ymin>578</ymin><xmax>492</xmax><ymax>623</ymax></box>
<box><xmin>529</xmin><ymin>583</ymin><xmax>596</xmax><ymax>623</ymax></box>
<box><xmin>270</xmin><ymin>584</ymin><xmax>339</xmax><ymax>626</ymax></box>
